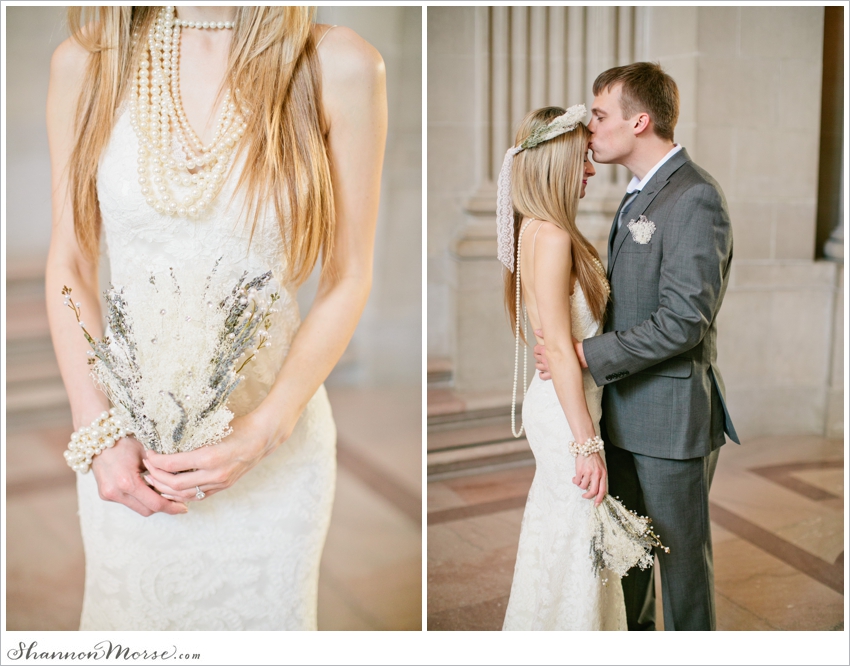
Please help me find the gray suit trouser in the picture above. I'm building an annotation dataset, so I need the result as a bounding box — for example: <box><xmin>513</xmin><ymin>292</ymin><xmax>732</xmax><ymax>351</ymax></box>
<box><xmin>605</xmin><ymin>440</ymin><xmax>720</xmax><ymax>631</ymax></box>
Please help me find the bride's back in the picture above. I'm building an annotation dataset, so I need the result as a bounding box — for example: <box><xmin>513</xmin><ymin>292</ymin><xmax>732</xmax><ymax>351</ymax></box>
<box><xmin>518</xmin><ymin>218</ymin><xmax>579</xmax><ymax>343</ymax></box>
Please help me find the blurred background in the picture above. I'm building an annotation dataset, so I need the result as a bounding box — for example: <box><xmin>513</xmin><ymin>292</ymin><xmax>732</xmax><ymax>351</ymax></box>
<box><xmin>427</xmin><ymin>6</ymin><xmax>844</xmax><ymax>631</ymax></box>
<box><xmin>5</xmin><ymin>6</ymin><xmax>422</xmax><ymax>630</ymax></box>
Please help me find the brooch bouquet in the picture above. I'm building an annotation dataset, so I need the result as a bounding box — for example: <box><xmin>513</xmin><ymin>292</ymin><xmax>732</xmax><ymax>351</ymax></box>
<box><xmin>627</xmin><ymin>215</ymin><xmax>656</xmax><ymax>245</ymax></box>
<box><xmin>590</xmin><ymin>496</ymin><xmax>669</xmax><ymax>583</ymax></box>
<box><xmin>63</xmin><ymin>264</ymin><xmax>278</xmax><ymax>454</ymax></box>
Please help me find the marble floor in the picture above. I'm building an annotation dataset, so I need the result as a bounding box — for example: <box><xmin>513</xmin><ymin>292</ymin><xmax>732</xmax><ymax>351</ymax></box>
<box><xmin>428</xmin><ymin>433</ymin><xmax>845</xmax><ymax>631</ymax></box>
<box><xmin>5</xmin><ymin>384</ymin><xmax>422</xmax><ymax>631</ymax></box>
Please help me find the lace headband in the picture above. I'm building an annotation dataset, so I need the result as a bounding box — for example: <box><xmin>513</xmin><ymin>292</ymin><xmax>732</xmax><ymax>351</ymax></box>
<box><xmin>496</xmin><ymin>104</ymin><xmax>587</xmax><ymax>272</ymax></box>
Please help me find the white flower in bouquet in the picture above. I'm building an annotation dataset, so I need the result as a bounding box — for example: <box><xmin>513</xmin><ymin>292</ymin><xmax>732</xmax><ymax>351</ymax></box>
<box><xmin>590</xmin><ymin>495</ymin><xmax>669</xmax><ymax>583</ymax></box>
<box><xmin>63</xmin><ymin>263</ymin><xmax>278</xmax><ymax>454</ymax></box>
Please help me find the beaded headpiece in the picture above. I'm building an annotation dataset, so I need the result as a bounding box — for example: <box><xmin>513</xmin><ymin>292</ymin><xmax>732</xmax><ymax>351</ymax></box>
<box><xmin>496</xmin><ymin>104</ymin><xmax>587</xmax><ymax>272</ymax></box>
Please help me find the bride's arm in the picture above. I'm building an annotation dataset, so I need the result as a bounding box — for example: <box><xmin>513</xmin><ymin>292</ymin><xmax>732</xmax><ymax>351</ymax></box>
<box><xmin>532</xmin><ymin>224</ymin><xmax>607</xmax><ymax>505</ymax></box>
<box><xmin>45</xmin><ymin>38</ymin><xmax>187</xmax><ymax>516</ymax></box>
<box><xmin>259</xmin><ymin>27</ymin><xmax>387</xmax><ymax>439</ymax></box>
<box><xmin>143</xmin><ymin>28</ymin><xmax>387</xmax><ymax>499</ymax></box>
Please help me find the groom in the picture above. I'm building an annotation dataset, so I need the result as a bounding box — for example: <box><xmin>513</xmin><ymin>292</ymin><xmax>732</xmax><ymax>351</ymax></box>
<box><xmin>536</xmin><ymin>62</ymin><xmax>738</xmax><ymax>630</ymax></box>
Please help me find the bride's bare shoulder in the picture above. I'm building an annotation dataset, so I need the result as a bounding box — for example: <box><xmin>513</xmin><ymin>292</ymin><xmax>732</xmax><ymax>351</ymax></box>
<box><xmin>48</xmin><ymin>35</ymin><xmax>90</xmax><ymax>103</ymax></box>
<box><xmin>51</xmin><ymin>35</ymin><xmax>88</xmax><ymax>73</ymax></box>
<box><xmin>313</xmin><ymin>24</ymin><xmax>385</xmax><ymax>92</ymax></box>
<box><xmin>534</xmin><ymin>220</ymin><xmax>573</xmax><ymax>252</ymax></box>
<box><xmin>313</xmin><ymin>24</ymin><xmax>386</xmax><ymax>132</ymax></box>
<box><xmin>47</xmin><ymin>36</ymin><xmax>92</xmax><ymax>141</ymax></box>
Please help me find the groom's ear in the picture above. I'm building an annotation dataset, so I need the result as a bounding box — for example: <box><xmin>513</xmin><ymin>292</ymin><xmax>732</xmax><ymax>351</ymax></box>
<box><xmin>632</xmin><ymin>112</ymin><xmax>652</xmax><ymax>136</ymax></box>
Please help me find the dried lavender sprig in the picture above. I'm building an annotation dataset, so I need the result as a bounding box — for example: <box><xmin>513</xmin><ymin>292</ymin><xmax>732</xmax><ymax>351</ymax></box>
<box><xmin>162</xmin><ymin>391</ymin><xmax>189</xmax><ymax>447</ymax></box>
<box><xmin>219</xmin><ymin>271</ymin><xmax>273</xmax><ymax>333</ymax></box>
<box><xmin>188</xmin><ymin>277</ymin><xmax>277</xmax><ymax>442</ymax></box>
<box><xmin>236</xmin><ymin>293</ymin><xmax>278</xmax><ymax>373</ymax></box>
<box><xmin>99</xmin><ymin>286</ymin><xmax>163</xmax><ymax>444</ymax></box>
<box><xmin>63</xmin><ymin>286</ymin><xmax>137</xmax><ymax>409</ymax></box>
<box><xmin>209</xmin><ymin>279</ymin><xmax>274</xmax><ymax>384</ymax></box>
<box><xmin>202</xmin><ymin>257</ymin><xmax>224</xmax><ymax>302</ymax></box>
<box><xmin>195</xmin><ymin>287</ymin><xmax>277</xmax><ymax>423</ymax></box>
<box><xmin>63</xmin><ymin>285</ymin><xmax>160</xmax><ymax>449</ymax></box>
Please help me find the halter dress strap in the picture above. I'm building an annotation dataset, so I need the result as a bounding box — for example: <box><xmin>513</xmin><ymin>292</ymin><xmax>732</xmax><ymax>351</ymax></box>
<box><xmin>316</xmin><ymin>25</ymin><xmax>338</xmax><ymax>49</ymax></box>
<box><xmin>530</xmin><ymin>220</ymin><xmax>545</xmax><ymax>272</ymax></box>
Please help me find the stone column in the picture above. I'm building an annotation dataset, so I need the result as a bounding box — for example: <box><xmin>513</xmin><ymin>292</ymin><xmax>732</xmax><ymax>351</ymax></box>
<box><xmin>450</xmin><ymin>7</ymin><xmax>640</xmax><ymax>392</ymax></box>
<box><xmin>823</xmin><ymin>154</ymin><xmax>844</xmax><ymax>262</ymax></box>
<box><xmin>824</xmin><ymin>152</ymin><xmax>843</xmax><ymax>438</ymax></box>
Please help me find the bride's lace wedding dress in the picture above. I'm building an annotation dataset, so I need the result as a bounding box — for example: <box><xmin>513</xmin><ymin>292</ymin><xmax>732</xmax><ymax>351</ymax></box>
<box><xmin>75</xmin><ymin>109</ymin><xmax>336</xmax><ymax>630</ymax></box>
<box><xmin>502</xmin><ymin>247</ymin><xmax>626</xmax><ymax>630</ymax></box>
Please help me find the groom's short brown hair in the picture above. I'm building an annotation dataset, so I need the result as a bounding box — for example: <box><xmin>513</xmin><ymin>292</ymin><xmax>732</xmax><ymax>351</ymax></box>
<box><xmin>593</xmin><ymin>62</ymin><xmax>679</xmax><ymax>141</ymax></box>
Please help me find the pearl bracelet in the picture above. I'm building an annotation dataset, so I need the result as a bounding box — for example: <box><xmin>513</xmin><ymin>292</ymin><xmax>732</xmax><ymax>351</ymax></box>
<box><xmin>64</xmin><ymin>410</ymin><xmax>127</xmax><ymax>474</ymax></box>
<box><xmin>568</xmin><ymin>435</ymin><xmax>604</xmax><ymax>458</ymax></box>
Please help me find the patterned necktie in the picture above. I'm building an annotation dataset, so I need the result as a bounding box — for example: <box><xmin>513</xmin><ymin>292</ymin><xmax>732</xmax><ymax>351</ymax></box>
<box><xmin>617</xmin><ymin>190</ymin><xmax>640</xmax><ymax>229</ymax></box>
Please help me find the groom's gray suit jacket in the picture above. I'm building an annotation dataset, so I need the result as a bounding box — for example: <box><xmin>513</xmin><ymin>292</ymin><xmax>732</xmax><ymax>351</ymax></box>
<box><xmin>583</xmin><ymin>148</ymin><xmax>739</xmax><ymax>460</ymax></box>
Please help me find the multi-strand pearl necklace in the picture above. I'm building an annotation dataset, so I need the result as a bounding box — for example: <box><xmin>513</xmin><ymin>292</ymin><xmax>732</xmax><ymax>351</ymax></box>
<box><xmin>174</xmin><ymin>18</ymin><xmax>235</xmax><ymax>30</ymax></box>
<box><xmin>129</xmin><ymin>6</ymin><xmax>245</xmax><ymax>218</ymax></box>
<box><xmin>510</xmin><ymin>218</ymin><xmax>534</xmax><ymax>439</ymax></box>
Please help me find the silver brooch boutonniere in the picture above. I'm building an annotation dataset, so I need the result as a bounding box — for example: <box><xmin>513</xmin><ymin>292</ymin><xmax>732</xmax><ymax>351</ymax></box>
<box><xmin>627</xmin><ymin>215</ymin><xmax>656</xmax><ymax>245</ymax></box>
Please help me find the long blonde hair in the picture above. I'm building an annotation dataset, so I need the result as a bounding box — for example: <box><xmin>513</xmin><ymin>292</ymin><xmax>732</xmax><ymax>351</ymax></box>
<box><xmin>503</xmin><ymin>107</ymin><xmax>608</xmax><ymax>337</ymax></box>
<box><xmin>66</xmin><ymin>6</ymin><xmax>334</xmax><ymax>286</ymax></box>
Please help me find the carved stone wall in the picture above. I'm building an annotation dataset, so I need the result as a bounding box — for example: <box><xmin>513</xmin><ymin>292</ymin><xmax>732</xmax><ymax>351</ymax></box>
<box><xmin>433</xmin><ymin>7</ymin><xmax>639</xmax><ymax>394</ymax></box>
<box><xmin>428</xmin><ymin>6</ymin><xmax>843</xmax><ymax>438</ymax></box>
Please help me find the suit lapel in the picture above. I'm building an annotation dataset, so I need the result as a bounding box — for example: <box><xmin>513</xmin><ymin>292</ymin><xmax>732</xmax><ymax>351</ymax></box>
<box><xmin>608</xmin><ymin>191</ymin><xmax>633</xmax><ymax>261</ymax></box>
<box><xmin>607</xmin><ymin>149</ymin><xmax>691</xmax><ymax>276</ymax></box>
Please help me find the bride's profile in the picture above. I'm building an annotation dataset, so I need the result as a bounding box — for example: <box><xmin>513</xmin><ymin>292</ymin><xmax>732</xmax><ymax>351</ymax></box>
<box><xmin>45</xmin><ymin>5</ymin><xmax>386</xmax><ymax>630</ymax></box>
<box><xmin>497</xmin><ymin>105</ymin><xmax>627</xmax><ymax>630</ymax></box>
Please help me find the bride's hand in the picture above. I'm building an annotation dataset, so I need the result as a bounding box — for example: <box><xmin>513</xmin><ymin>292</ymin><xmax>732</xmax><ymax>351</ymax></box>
<box><xmin>573</xmin><ymin>452</ymin><xmax>607</xmax><ymax>506</ymax></box>
<box><xmin>141</xmin><ymin>413</ymin><xmax>277</xmax><ymax>502</ymax></box>
<box><xmin>91</xmin><ymin>437</ymin><xmax>189</xmax><ymax>516</ymax></box>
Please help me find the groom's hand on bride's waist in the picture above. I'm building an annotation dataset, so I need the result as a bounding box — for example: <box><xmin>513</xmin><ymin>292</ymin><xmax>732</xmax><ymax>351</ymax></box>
<box><xmin>533</xmin><ymin>330</ymin><xmax>551</xmax><ymax>379</ymax></box>
<box><xmin>533</xmin><ymin>330</ymin><xmax>588</xmax><ymax>380</ymax></box>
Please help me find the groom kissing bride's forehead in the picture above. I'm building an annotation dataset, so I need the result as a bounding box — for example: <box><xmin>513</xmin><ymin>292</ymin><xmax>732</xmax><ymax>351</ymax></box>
<box><xmin>587</xmin><ymin>62</ymin><xmax>678</xmax><ymax>170</ymax></box>
<box><xmin>548</xmin><ymin>61</ymin><xmax>739</xmax><ymax>631</ymax></box>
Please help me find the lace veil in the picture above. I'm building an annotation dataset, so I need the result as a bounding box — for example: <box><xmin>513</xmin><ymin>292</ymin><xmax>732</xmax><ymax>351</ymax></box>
<box><xmin>495</xmin><ymin>104</ymin><xmax>587</xmax><ymax>273</ymax></box>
